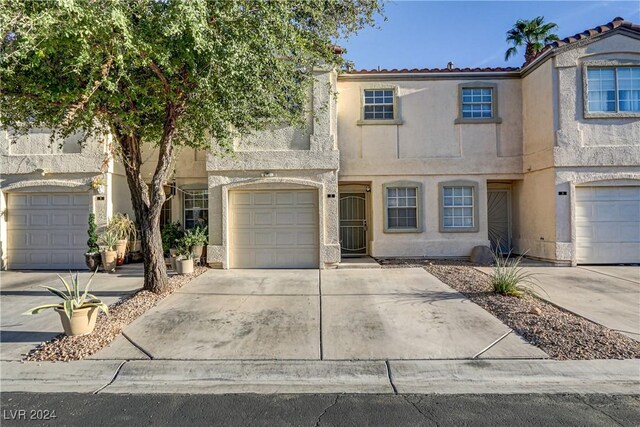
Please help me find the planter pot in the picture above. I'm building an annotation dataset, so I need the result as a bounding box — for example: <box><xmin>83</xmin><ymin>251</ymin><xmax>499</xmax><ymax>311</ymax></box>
<box><xmin>115</xmin><ymin>239</ymin><xmax>128</xmax><ymax>265</ymax></box>
<box><xmin>191</xmin><ymin>245</ymin><xmax>204</xmax><ymax>259</ymax></box>
<box><xmin>176</xmin><ymin>258</ymin><xmax>194</xmax><ymax>275</ymax></box>
<box><xmin>101</xmin><ymin>250</ymin><xmax>117</xmax><ymax>272</ymax></box>
<box><xmin>85</xmin><ymin>253</ymin><xmax>101</xmax><ymax>271</ymax></box>
<box><xmin>170</xmin><ymin>255</ymin><xmax>178</xmax><ymax>271</ymax></box>
<box><xmin>55</xmin><ymin>306</ymin><xmax>99</xmax><ymax>336</ymax></box>
<box><xmin>128</xmin><ymin>239</ymin><xmax>142</xmax><ymax>253</ymax></box>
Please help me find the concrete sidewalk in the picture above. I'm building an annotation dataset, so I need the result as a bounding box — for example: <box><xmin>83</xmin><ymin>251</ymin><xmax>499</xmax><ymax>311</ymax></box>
<box><xmin>1</xmin><ymin>359</ymin><xmax>638</xmax><ymax>395</ymax></box>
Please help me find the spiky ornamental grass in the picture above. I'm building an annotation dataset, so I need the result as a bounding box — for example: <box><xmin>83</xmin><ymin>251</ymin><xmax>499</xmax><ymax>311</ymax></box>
<box><xmin>490</xmin><ymin>250</ymin><xmax>538</xmax><ymax>297</ymax></box>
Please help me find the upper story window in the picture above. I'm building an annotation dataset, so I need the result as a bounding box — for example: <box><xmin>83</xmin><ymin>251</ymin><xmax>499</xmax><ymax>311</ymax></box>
<box><xmin>183</xmin><ymin>189</ymin><xmax>208</xmax><ymax>229</ymax></box>
<box><xmin>382</xmin><ymin>181</ymin><xmax>422</xmax><ymax>233</ymax></box>
<box><xmin>462</xmin><ymin>88</ymin><xmax>493</xmax><ymax>118</ymax></box>
<box><xmin>358</xmin><ymin>88</ymin><xmax>402</xmax><ymax>125</ymax></box>
<box><xmin>587</xmin><ymin>67</ymin><xmax>640</xmax><ymax>113</ymax></box>
<box><xmin>455</xmin><ymin>83</ymin><xmax>501</xmax><ymax>124</ymax></box>
<box><xmin>439</xmin><ymin>181</ymin><xmax>479</xmax><ymax>233</ymax></box>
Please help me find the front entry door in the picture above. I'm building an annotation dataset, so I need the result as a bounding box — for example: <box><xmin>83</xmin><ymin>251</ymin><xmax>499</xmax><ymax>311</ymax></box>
<box><xmin>339</xmin><ymin>193</ymin><xmax>367</xmax><ymax>255</ymax></box>
<box><xmin>487</xmin><ymin>189</ymin><xmax>511</xmax><ymax>253</ymax></box>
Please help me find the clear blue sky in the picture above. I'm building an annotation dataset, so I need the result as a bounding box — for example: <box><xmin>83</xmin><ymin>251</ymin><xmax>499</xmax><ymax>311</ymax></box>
<box><xmin>339</xmin><ymin>0</ymin><xmax>640</xmax><ymax>69</ymax></box>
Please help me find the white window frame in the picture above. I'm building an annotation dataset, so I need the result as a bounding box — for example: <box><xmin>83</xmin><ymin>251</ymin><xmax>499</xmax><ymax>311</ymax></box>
<box><xmin>439</xmin><ymin>180</ymin><xmax>479</xmax><ymax>233</ymax></box>
<box><xmin>382</xmin><ymin>181</ymin><xmax>422</xmax><ymax>233</ymax></box>
<box><xmin>583</xmin><ymin>60</ymin><xmax>640</xmax><ymax>119</ymax></box>
<box><xmin>183</xmin><ymin>188</ymin><xmax>209</xmax><ymax>230</ymax></box>
<box><xmin>357</xmin><ymin>87</ymin><xmax>402</xmax><ymax>125</ymax></box>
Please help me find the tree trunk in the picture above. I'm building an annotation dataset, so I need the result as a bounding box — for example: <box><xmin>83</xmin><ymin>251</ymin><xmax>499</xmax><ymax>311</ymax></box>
<box><xmin>112</xmin><ymin>101</ymin><xmax>182</xmax><ymax>293</ymax></box>
<box><xmin>115</xmin><ymin>131</ymin><xmax>170</xmax><ymax>294</ymax></box>
<box><xmin>524</xmin><ymin>43</ymin><xmax>536</xmax><ymax>64</ymax></box>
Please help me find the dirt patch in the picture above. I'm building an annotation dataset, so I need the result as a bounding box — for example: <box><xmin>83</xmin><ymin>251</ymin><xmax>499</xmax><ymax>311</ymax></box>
<box><xmin>379</xmin><ymin>259</ymin><xmax>640</xmax><ymax>360</ymax></box>
<box><xmin>24</xmin><ymin>267</ymin><xmax>208</xmax><ymax>362</ymax></box>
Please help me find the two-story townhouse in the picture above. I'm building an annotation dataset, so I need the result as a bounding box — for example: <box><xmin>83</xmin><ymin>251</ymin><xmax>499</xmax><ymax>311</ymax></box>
<box><xmin>1</xmin><ymin>17</ymin><xmax>638</xmax><ymax>270</ymax></box>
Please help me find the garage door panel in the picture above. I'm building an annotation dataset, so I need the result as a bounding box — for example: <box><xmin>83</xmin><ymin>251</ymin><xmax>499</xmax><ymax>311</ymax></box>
<box><xmin>8</xmin><ymin>193</ymin><xmax>90</xmax><ymax>269</ymax></box>
<box><xmin>230</xmin><ymin>189</ymin><xmax>318</xmax><ymax>268</ymax></box>
<box><xmin>576</xmin><ymin>186</ymin><xmax>640</xmax><ymax>264</ymax></box>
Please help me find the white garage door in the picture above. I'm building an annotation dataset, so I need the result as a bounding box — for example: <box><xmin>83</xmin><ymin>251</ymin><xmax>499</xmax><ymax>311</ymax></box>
<box><xmin>229</xmin><ymin>189</ymin><xmax>319</xmax><ymax>268</ymax></box>
<box><xmin>7</xmin><ymin>193</ymin><xmax>91</xmax><ymax>269</ymax></box>
<box><xmin>575</xmin><ymin>186</ymin><xmax>640</xmax><ymax>264</ymax></box>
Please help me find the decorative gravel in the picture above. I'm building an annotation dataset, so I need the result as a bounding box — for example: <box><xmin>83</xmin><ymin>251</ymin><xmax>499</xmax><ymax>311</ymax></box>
<box><xmin>379</xmin><ymin>259</ymin><xmax>640</xmax><ymax>360</ymax></box>
<box><xmin>24</xmin><ymin>267</ymin><xmax>208</xmax><ymax>362</ymax></box>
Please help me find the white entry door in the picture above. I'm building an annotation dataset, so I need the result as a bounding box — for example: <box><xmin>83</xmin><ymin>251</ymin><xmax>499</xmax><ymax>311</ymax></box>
<box><xmin>575</xmin><ymin>186</ymin><xmax>640</xmax><ymax>264</ymax></box>
<box><xmin>229</xmin><ymin>189</ymin><xmax>319</xmax><ymax>268</ymax></box>
<box><xmin>7</xmin><ymin>193</ymin><xmax>91</xmax><ymax>269</ymax></box>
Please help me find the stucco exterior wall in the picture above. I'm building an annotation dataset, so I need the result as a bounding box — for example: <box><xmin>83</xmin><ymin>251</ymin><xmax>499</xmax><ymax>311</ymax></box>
<box><xmin>337</xmin><ymin>76</ymin><xmax>523</xmax><ymax>177</ymax></box>
<box><xmin>205</xmin><ymin>69</ymin><xmax>340</xmax><ymax>268</ymax></box>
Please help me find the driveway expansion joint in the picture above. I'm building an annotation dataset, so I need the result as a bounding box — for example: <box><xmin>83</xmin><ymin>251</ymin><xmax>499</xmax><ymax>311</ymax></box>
<box><xmin>472</xmin><ymin>330</ymin><xmax>514</xmax><ymax>359</ymax></box>
<box><xmin>93</xmin><ymin>360</ymin><xmax>127</xmax><ymax>394</ymax></box>
<box><xmin>122</xmin><ymin>333</ymin><xmax>154</xmax><ymax>360</ymax></box>
<box><xmin>385</xmin><ymin>361</ymin><xmax>398</xmax><ymax>394</ymax></box>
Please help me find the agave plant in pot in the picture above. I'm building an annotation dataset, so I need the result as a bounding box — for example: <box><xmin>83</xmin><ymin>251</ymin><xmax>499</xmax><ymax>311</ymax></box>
<box><xmin>84</xmin><ymin>213</ymin><xmax>102</xmax><ymax>271</ymax></box>
<box><xmin>23</xmin><ymin>271</ymin><xmax>109</xmax><ymax>336</ymax></box>
<box><xmin>107</xmin><ymin>213</ymin><xmax>136</xmax><ymax>266</ymax></box>
<box><xmin>100</xmin><ymin>231</ymin><xmax>118</xmax><ymax>273</ymax></box>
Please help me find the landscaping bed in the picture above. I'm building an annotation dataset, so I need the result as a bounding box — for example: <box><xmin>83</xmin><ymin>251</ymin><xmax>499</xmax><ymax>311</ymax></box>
<box><xmin>24</xmin><ymin>267</ymin><xmax>208</xmax><ymax>362</ymax></box>
<box><xmin>379</xmin><ymin>259</ymin><xmax>640</xmax><ymax>360</ymax></box>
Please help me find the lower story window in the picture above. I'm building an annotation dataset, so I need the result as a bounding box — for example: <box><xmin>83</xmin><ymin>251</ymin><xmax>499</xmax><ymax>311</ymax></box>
<box><xmin>160</xmin><ymin>198</ymin><xmax>172</xmax><ymax>226</ymax></box>
<box><xmin>386</xmin><ymin>187</ymin><xmax>418</xmax><ymax>229</ymax></box>
<box><xmin>184</xmin><ymin>189</ymin><xmax>208</xmax><ymax>229</ymax></box>
<box><xmin>442</xmin><ymin>186</ymin><xmax>474</xmax><ymax>228</ymax></box>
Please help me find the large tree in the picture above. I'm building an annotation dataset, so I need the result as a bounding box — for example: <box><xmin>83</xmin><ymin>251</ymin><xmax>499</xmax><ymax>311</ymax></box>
<box><xmin>504</xmin><ymin>16</ymin><xmax>559</xmax><ymax>63</ymax></box>
<box><xmin>0</xmin><ymin>0</ymin><xmax>382</xmax><ymax>292</ymax></box>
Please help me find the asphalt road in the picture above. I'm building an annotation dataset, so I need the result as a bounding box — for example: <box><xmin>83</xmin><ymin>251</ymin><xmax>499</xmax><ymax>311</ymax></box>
<box><xmin>1</xmin><ymin>393</ymin><xmax>639</xmax><ymax>426</ymax></box>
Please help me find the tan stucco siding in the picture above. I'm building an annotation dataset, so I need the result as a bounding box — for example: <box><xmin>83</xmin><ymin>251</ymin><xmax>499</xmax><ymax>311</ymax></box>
<box><xmin>522</xmin><ymin>60</ymin><xmax>555</xmax><ymax>172</ymax></box>
<box><xmin>337</xmin><ymin>78</ymin><xmax>523</xmax><ymax>177</ymax></box>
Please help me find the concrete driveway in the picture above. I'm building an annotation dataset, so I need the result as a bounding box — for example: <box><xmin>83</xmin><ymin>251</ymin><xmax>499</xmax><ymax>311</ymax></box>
<box><xmin>477</xmin><ymin>265</ymin><xmax>640</xmax><ymax>341</ymax></box>
<box><xmin>0</xmin><ymin>265</ymin><xmax>143</xmax><ymax>360</ymax></box>
<box><xmin>93</xmin><ymin>268</ymin><xmax>546</xmax><ymax>361</ymax></box>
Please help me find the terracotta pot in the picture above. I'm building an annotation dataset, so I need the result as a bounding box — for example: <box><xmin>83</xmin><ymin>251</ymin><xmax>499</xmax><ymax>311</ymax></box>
<box><xmin>191</xmin><ymin>245</ymin><xmax>204</xmax><ymax>259</ymax></box>
<box><xmin>176</xmin><ymin>258</ymin><xmax>194</xmax><ymax>275</ymax></box>
<box><xmin>55</xmin><ymin>306</ymin><xmax>99</xmax><ymax>336</ymax></box>
<box><xmin>115</xmin><ymin>239</ymin><xmax>128</xmax><ymax>265</ymax></box>
<box><xmin>101</xmin><ymin>250</ymin><xmax>117</xmax><ymax>272</ymax></box>
<box><xmin>85</xmin><ymin>253</ymin><xmax>101</xmax><ymax>271</ymax></box>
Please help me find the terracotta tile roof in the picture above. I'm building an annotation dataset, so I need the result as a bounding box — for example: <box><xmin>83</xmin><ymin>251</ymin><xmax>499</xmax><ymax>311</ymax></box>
<box><xmin>525</xmin><ymin>17</ymin><xmax>640</xmax><ymax>66</ymax></box>
<box><xmin>348</xmin><ymin>66</ymin><xmax>519</xmax><ymax>75</ymax></box>
<box><xmin>346</xmin><ymin>17</ymin><xmax>638</xmax><ymax>75</ymax></box>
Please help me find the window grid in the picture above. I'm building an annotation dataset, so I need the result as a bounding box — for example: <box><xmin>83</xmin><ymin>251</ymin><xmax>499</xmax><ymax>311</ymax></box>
<box><xmin>443</xmin><ymin>186</ymin><xmax>474</xmax><ymax>228</ymax></box>
<box><xmin>462</xmin><ymin>88</ymin><xmax>493</xmax><ymax>118</ymax></box>
<box><xmin>160</xmin><ymin>198</ymin><xmax>172</xmax><ymax>226</ymax></box>
<box><xmin>364</xmin><ymin>89</ymin><xmax>394</xmax><ymax>120</ymax></box>
<box><xmin>387</xmin><ymin>187</ymin><xmax>418</xmax><ymax>229</ymax></box>
<box><xmin>183</xmin><ymin>189</ymin><xmax>208</xmax><ymax>230</ymax></box>
<box><xmin>587</xmin><ymin>67</ymin><xmax>640</xmax><ymax>113</ymax></box>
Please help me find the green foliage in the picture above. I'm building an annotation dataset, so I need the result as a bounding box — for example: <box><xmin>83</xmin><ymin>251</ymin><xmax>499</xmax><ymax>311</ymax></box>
<box><xmin>0</xmin><ymin>0</ymin><xmax>383</xmax><ymax>149</ymax></box>
<box><xmin>22</xmin><ymin>270</ymin><xmax>109</xmax><ymax>319</ymax></box>
<box><xmin>184</xmin><ymin>226</ymin><xmax>208</xmax><ymax>247</ymax></box>
<box><xmin>100</xmin><ymin>230</ymin><xmax>118</xmax><ymax>251</ymax></box>
<box><xmin>87</xmin><ymin>213</ymin><xmax>99</xmax><ymax>253</ymax></box>
<box><xmin>161</xmin><ymin>221</ymin><xmax>184</xmax><ymax>254</ymax></box>
<box><xmin>505</xmin><ymin>16</ymin><xmax>559</xmax><ymax>62</ymax></box>
<box><xmin>490</xmin><ymin>250</ymin><xmax>538</xmax><ymax>297</ymax></box>
<box><xmin>107</xmin><ymin>213</ymin><xmax>136</xmax><ymax>241</ymax></box>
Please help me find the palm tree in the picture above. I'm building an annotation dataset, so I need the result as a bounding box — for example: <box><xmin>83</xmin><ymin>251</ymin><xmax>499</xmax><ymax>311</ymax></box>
<box><xmin>505</xmin><ymin>16</ymin><xmax>559</xmax><ymax>63</ymax></box>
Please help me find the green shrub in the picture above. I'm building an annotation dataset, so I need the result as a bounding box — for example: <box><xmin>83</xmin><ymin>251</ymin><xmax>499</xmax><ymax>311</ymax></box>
<box><xmin>490</xmin><ymin>250</ymin><xmax>537</xmax><ymax>297</ymax></box>
<box><xmin>87</xmin><ymin>213</ymin><xmax>99</xmax><ymax>253</ymax></box>
<box><xmin>161</xmin><ymin>221</ymin><xmax>184</xmax><ymax>254</ymax></box>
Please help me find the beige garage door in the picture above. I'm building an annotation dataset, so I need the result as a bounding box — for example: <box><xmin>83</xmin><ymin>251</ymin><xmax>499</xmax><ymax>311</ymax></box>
<box><xmin>575</xmin><ymin>186</ymin><xmax>640</xmax><ymax>264</ymax></box>
<box><xmin>229</xmin><ymin>189</ymin><xmax>319</xmax><ymax>268</ymax></box>
<box><xmin>7</xmin><ymin>193</ymin><xmax>91</xmax><ymax>269</ymax></box>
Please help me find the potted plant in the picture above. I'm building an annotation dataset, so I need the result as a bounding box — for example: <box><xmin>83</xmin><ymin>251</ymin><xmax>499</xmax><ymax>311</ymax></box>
<box><xmin>100</xmin><ymin>231</ymin><xmax>118</xmax><ymax>273</ymax></box>
<box><xmin>90</xmin><ymin>176</ymin><xmax>106</xmax><ymax>194</ymax></box>
<box><xmin>107</xmin><ymin>213</ymin><xmax>135</xmax><ymax>265</ymax></box>
<box><xmin>162</xmin><ymin>221</ymin><xmax>184</xmax><ymax>269</ymax></box>
<box><xmin>84</xmin><ymin>213</ymin><xmax>102</xmax><ymax>270</ymax></box>
<box><xmin>22</xmin><ymin>271</ymin><xmax>109</xmax><ymax>336</ymax></box>
<box><xmin>186</xmin><ymin>226</ymin><xmax>208</xmax><ymax>260</ymax></box>
<box><xmin>175</xmin><ymin>241</ymin><xmax>194</xmax><ymax>275</ymax></box>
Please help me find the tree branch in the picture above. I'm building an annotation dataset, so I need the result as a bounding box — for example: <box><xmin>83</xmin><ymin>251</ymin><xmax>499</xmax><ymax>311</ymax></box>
<box><xmin>62</xmin><ymin>55</ymin><xmax>113</xmax><ymax>127</ymax></box>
